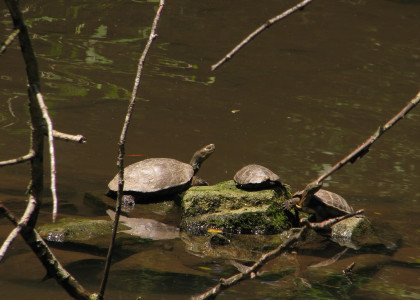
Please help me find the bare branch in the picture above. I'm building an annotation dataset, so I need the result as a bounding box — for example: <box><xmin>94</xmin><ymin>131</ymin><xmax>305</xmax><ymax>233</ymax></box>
<box><xmin>0</xmin><ymin>150</ymin><xmax>35</xmax><ymax>167</ymax></box>
<box><xmin>0</xmin><ymin>195</ymin><xmax>37</xmax><ymax>261</ymax></box>
<box><xmin>52</xmin><ymin>130</ymin><xmax>87</xmax><ymax>143</ymax></box>
<box><xmin>315</xmin><ymin>91</ymin><xmax>420</xmax><ymax>184</ymax></box>
<box><xmin>192</xmin><ymin>209</ymin><xmax>364</xmax><ymax>300</ymax></box>
<box><xmin>0</xmin><ymin>201</ymin><xmax>94</xmax><ymax>299</ymax></box>
<box><xmin>98</xmin><ymin>1</ymin><xmax>166</xmax><ymax>299</ymax></box>
<box><xmin>211</xmin><ymin>0</ymin><xmax>314</xmax><ymax>71</ymax></box>
<box><xmin>31</xmin><ymin>85</ymin><xmax>59</xmax><ymax>222</ymax></box>
<box><xmin>0</xmin><ymin>28</ymin><xmax>19</xmax><ymax>55</ymax></box>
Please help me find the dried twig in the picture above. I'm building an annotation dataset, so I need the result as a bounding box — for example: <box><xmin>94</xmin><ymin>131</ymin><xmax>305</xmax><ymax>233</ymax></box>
<box><xmin>32</xmin><ymin>85</ymin><xmax>59</xmax><ymax>222</ymax></box>
<box><xmin>0</xmin><ymin>150</ymin><xmax>35</xmax><ymax>167</ymax></box>
<box><xmin>97</xmin><ymin>1</ymin><xmax>165</xmax><ymax>299</ymax></box>
<box><xmin>192</xmin><ymin>209</ymin><xmax>364</xmax><ymax>300</ymax></box>
<box><xmin>52</xmin><ymin>130</ymin><xmax>87</xmax><ymax>143</ymax></box>
<box><xmin>0</xmin><ymin>27</ymin><xmax>19</xmax><ymax>55</ymax></box>
<box><xmin>211</xmin><ymin>0</ymin><xmax>314</xmax><ymax>71</ymax></box>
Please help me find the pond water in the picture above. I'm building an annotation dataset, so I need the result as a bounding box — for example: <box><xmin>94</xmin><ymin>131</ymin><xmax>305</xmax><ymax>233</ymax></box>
<box><xmin>1</xmin><ymin>0</ymin><xmax>420</xmax><ymax>299</ymax></box>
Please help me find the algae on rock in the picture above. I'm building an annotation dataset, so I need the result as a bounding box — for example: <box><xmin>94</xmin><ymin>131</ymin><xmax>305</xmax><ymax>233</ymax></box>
<box><xmin>181</xmin><ymin>180</ymin><xmax>295</xmax><ymax>234</ymax></box>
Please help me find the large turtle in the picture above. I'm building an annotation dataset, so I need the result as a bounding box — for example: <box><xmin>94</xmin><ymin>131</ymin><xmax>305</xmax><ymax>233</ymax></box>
<box><xmin>107</xmin><ymin>144</ymin><xmax>215</xmax><ymax>202</ymax></box>
<box><xmin>233</xmin><ymin>164</ymin><xmax>283</xmax><ymax>189</ymax></box>
<box><xmin>283</xmin><ymin>182</ymin><xmax>354</xmax><ymax>222</ymax></box>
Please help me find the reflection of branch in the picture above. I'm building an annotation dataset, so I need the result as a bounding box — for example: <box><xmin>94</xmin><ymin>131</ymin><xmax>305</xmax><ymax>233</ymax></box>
<box><xmin>211</xmin><ymin>0</ymin><xmax>314</xmax><ymax>71</ymax></box>
<box><xmin>0</xmin><ymin>150</ymin><xmax>35</xmax><ymax>166</ymax></box>
<box><xmin>98</xmin><ymin>1</ymin><xmax>166</xmax><ymax>299</ymax></box>
<box><xmin>0</xmin><ymin>28</ymin><xmax>19</xmax><ymax>55</ymax></box>
<box><xmin>0</xmin><ymin>202</ymin><xmax>93</xmax><ymax>299</ymax></box>
<box><xmin>192</xmin><ymin>210</ymin><xmax>364</xmax><ymax>300</ymax></box>
<box><xmin>315</xmin><ymin>91</ymin><xmax>420</xmax><ymax>185</ymax></box>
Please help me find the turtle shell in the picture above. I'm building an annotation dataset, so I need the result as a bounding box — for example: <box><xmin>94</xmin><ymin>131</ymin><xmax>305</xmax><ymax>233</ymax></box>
<box><xmin>234</xmin><ymin>164</ymin><xmax>280</xmax><ymax>189</ymax></box>
<box><xmin>312</xmin><ymin>189</ymin><xmax>354</xmax><ymax>216</ymax></box>
<box><xmin>108</xmin><ymin>158</ymin><xmax>194</xmax><ymax>196</ymax></box>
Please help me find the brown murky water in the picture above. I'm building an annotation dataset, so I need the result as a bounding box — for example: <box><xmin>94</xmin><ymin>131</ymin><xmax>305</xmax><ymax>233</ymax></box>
<box><xmin>1</xmin><ymin>0</ymin><xmax>420</xmax><ymax>299</ymax></box>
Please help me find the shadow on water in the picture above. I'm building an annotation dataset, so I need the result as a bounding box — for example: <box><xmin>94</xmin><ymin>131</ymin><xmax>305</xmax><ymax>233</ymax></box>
<box><xmin>1</xmin><ymin>0</ymin><xmax>420</xmax><ymax>299</ymax></box>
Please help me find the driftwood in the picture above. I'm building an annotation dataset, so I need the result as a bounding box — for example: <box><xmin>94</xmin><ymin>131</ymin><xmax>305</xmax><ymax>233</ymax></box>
<box><xmin>97</xmin><ymin>1</ymin><xmax>165</xmax><ymax>299</ymax></box>
<box><xmin>192</xmin><ymin>210</ymin><xmax>364</xmax><ymax>300</ymax></box>
<box><xmin>211</xmin><ymin>0</ymin><xmax>315</xmax><ymax>71</ymax></box>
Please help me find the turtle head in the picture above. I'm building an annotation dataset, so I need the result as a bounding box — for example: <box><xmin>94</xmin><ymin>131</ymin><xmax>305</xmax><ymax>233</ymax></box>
<box><xmin>296</xmin><ymin>181</ymin><xmax>323</xmax><ymax>208</ymax></box>
<box><xmin>189</xmin><ymin>144</ymin><xmax>215</xmax><ymax>174</ymax></box>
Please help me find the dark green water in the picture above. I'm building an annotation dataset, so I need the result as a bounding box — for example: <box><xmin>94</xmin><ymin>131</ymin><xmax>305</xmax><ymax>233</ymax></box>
<box><xmin>1</xmin><ymin>0</ymin><xmax>419</xmax><ymax>299</ymax></box>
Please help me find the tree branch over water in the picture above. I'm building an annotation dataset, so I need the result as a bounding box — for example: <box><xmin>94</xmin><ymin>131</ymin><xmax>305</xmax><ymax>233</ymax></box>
<box><xmin>98</xmin><ymin>1</ymin><xmax>166</xmax><ymax>299</ymax></box>
<box><xmin>313</xmin><ymin>91</ymin><xmax>420</xmax><ymax>185</ymax></box>
<box><xmin>211</xmin><ymin>0</ymin><xmax>315</xmax><ymax>71</ymax></box>
<box><xmin>1</xmin><ymin>0</ymin><xmax>92</xmax><ymax>298</ymax></box>
<box><xmin>192</xmin><ymin>210</ymin><xmax>364</xmax><ymax>300</ymax></box>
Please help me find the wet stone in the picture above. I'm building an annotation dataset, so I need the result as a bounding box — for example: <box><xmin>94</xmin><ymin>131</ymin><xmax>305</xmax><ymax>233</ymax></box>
<box><xmin>330</xmin><ymin>215</ymin><xmax>380</xmax><ymax>249</ymax></box>
<box><xmin>180</xmin><ymin>180</ymin><xmax>295</xmax><ymax>235</ymax></box>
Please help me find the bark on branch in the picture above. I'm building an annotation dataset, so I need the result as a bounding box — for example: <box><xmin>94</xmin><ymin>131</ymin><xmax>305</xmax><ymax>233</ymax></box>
<box><xmin>97</xmin><ymin>1</ymin><xmax>166</xmax><ymax>299</ymax></box>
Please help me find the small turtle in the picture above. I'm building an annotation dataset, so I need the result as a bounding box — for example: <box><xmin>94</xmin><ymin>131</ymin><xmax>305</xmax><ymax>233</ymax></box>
<box><xmin>234</xmin><ymin>164</ymin><xmax>282</xmax><ymax>190</ymax></box>
<box><xmin>107</xmin><ymin>144</ymin><xmax>215</xmax><ymax>202</ymax></box>
<box><xmin>283</xmin><ymin>181</ymin><xmax>353</xmax><ymax>222</ymax></box>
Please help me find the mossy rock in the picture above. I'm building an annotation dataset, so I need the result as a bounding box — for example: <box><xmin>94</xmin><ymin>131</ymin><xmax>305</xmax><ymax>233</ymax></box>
<box><xmin>330</xmin><ymin>215</ymin><xmax>380</xmax><ymax>249</ymax></box>
<box><xmin>181</xmin><ymin>180</ymin><xmax>295</xmax><ymax>234</ymax></box>
<box><xmin>37</xmin><ymin>217</ymin><xmax>129</xmax><ymax>243</ymax></box>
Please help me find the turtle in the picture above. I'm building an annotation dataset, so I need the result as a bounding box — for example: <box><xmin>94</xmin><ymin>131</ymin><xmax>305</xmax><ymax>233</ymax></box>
<box><xmin>107</xmin><ymin>143</ymin><xmax>215</xmax><ymax>203</ymax></box>
<box><xmin>233</xmin><ymin>164</ymin><xmax>283</xmax><ymax>190</ymax></box>
<box><xmin>283</xmin><ymin>181</ymin><xmax>354</xmax><ymax>222</ymax></box>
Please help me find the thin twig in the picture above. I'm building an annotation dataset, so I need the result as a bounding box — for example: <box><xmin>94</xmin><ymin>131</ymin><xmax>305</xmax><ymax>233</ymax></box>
<box><xmin>52</xmin><ymin>130</ymin><xmax>87</xmax><ymax>143</ymax></box>
<box><xmin>211</xmin><ymin>0</ymin><xmax>314</xmax><ymax>71</ymax></box>
<box><xmin>32</xmin><ymin>85</ymin><xmax>58</xmax><ymax>222</ymax></box>
<box><xmin>0</xmin><ymin>27</ymin><xmax>19</xmax><ymax>55</ymax></box>
<box><xmin>315</xmin><ymin>91</ymin><xmax>420</xmax><ymax>184</ymax></box>
<box><xmin>192</xmin><ymin>210</ymin><xmax>364</xmax><ymax>300</ymax></box>
<box><xmin>0</xmin><ymin>150</ymin><xmax>35</xmax><ymax>167</ymax></box>
<box><xmin>97</xmin><ymin>1</ymin><xmax>165</xmax><ymax>299</ymax></box>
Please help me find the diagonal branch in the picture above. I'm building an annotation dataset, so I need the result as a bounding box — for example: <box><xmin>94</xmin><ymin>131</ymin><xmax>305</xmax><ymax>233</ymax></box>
<box><xmin>192</xmin><ymin>210</ymin><xmax>364</xmax><ymax>300</ymax></box>
<box><xmin>315</xmin><ymin>90</ymin><xmax>420</xmax><ymax>184</ymax></box>
<box><xmin>97</xmin><ymin>1</ymin><xmax>166</xmax><ymax>299</ymax></box>
<box><xmin>211</xmin><ymin>0</ymin><xmax>314</xmax><ymax>71</ymax></box>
